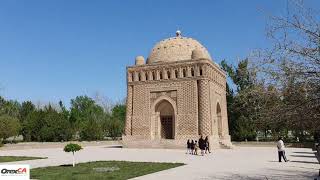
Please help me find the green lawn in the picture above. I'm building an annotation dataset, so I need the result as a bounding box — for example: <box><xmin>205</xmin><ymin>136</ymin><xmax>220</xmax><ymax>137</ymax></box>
<box><xmin>31</xmin><ymin>161</ymin><xmax>184</xmax><ymax>180</ymax></box>
<box><xmin>0</xmin><ymin>156</ymin><xmax>46</xmax><ymax>162</ymax></box>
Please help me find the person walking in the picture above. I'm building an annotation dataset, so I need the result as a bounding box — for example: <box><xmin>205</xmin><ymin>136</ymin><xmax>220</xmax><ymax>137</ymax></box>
<box><xmin>194</xmin><ymin>140</ymin><xmax>198</xmax><ymax>155</ymax></box>
<box><xmin>186</xmin><ymin>139</ymin><xmax>191</xmax><ymax>154</ymax></box>
<box><xmin>277</xmin><ymin>137</ymin><xmax>289</xmax><ymax>162</ymax></box>
<box><xmin>205</xmin><ymin>136</ymin><xmax>211</xmax><ymax>154</ymax></box>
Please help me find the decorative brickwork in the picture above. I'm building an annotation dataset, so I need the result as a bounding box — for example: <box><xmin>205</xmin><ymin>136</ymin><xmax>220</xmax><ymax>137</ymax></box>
<box><xmin>198</xmin><ymin>79</ymin><xmax>211</xmax><ymax>136</ymax></box>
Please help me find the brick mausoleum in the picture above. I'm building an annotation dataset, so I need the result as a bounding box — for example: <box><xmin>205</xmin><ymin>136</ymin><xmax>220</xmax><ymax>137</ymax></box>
<box><xmin>122</xmin><ymin>31</ymin><xmax>232</xmax><ymax>149</ymax></box>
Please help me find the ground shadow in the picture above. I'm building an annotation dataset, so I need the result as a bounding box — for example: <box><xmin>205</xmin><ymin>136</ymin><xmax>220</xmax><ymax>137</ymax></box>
<box><xmin>291</xmin><ymin>154</ymin><xmax>316</xmax><ymax>158</ymax></box>
<box><xmin>268</xmin><ymin>160</ymin><xmax>280</xmax><ymax>163</ymax></box>
<box><xmin>268</xmin><ymin>160</ymin><xmax>294</xmax><ymax>163</ymax></box>
<box><xmin>287</xmin><ymin>165</ymin><xmax>319</xmax><ymax>170</ymax></box>
<box><xmin>206</xmin><ymin>172</ymin><xmax>317</xmax><ymax>180</ymax></box>
<box><xmin>60</xmin><ymin>164</ymin><xmax>72</xmax><ymax>167</ymax></box>
<box><xmin>293</xmin><ymin>151</ymin><xmax>315</xmax><ymax>154</ymax></box>
<box><xmin>206</xmin><ymin>168</ymin><xmax>318</xmax><ymax>180</ymax></box>
<box><xmin>104</xmin><ymin>145</ymin><xmax>122</xmax><ymax>148</ymax></box>
<box><xmin>291</xmin><ymin>160</ymin><xmax>319</xmax><ymax>164</ymax></box>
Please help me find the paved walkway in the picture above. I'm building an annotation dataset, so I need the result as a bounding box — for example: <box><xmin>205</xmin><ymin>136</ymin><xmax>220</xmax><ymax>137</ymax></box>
<box><xmin>0</xmin><ymin>146</ymin><xmax>319</xmax><ymax>179</ymax></box>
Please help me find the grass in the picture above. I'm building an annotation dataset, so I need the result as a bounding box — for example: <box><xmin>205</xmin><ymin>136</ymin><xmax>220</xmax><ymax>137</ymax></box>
<box><xmin>0</xmin><ymin>156</ymin><xmax>46</xmax><ymax>162</ymax></box>
<box><xmin>31</xmin><ymin>161</ymin><xmax>184</xmax><ymax>180</ymax></box>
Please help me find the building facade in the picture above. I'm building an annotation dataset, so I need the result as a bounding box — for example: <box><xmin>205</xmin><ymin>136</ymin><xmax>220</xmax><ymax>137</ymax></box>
<box><xmin>122</xmin><ymin>31</ymin><xmax>232</xmax><ymax>148</ymax></box>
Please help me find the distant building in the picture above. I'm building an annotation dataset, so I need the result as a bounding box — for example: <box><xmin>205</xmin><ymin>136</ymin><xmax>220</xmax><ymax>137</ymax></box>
<box><xmin>122</xmin><ymin>31</ymin><xmax>232</xmax><ymax>148</ymax></box>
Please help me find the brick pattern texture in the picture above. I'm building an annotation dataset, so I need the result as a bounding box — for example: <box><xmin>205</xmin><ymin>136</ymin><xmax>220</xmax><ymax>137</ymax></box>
<box><xmin>198</xmin><ymin>79</ymin><xmax>211</xmax><ymax>136</ymax></box>
<box><xmin>123</xmin><ymin>50</ymin><xmax>231</xmax><ymax>148</ymax></box>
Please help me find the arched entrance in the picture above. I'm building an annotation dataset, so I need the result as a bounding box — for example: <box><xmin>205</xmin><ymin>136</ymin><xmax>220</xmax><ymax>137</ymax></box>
<box><xmin>217</xmin><ymin>103</ymin><xmax>222</xmax><ymax>137</ymax></box>
<box><xmin>155</xmin><ymin>100</ymin><xmax>175</xmax><ymax>139</ymax></box>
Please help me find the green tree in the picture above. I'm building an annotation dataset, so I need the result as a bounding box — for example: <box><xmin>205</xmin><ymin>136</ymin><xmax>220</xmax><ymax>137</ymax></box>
<box><xmin>22</xmin><ymin>102</ymin><xmax>73</xmax><ymax>142</ymax></box>
<box><xmin>0</xmin><ymin>97</ymin><xmax>21</xmax><ymax>118</ymax></box>
<box><xmin>111</xmin><ymin>104</ymin><xmax>126</xmax><ymax>123</ymax></box>
<box><xmin>221</xmin><ymin>59</ymin><xmax>258</xmax><ymax>141</ymax></box>
<box><xmin>102</xmin><ymin>104</ymin><xmax>126</xmax><ymax>139</ymax></box>
<box><xmin>24</xmin><ymin>110</ymin><xmax>44</xmax><ymax>141</ymax></box>
<box><xmin>70</xmin><ymin>96</ymin><xmax>105</xmax><ymax>140</ymax></box>
<box><xmin>257</xmin><ymin>1</ymin><xmax>320</xmax><ymax>141</ymax></box>
<box><xmin>0</xmin><ymin>115</ymin><xmax>20</xmax><ymax>143</ymax></box>
<box><xmin>104</xmin><ymin>117</ymin><xmax>122</xmax><ymax>140</ymax></box>
<box><xmin>221</xmin><ymin>60</ymin><xmax>237</xmax><ymax>140</ymax></box>
<box><xmin>39</xmin><ymin>105</ymin><xmax>72</xmax><ymax>142</ymax></box>
<box><xmin>59</xmin><ymin>100</ymin><xmax>69</xmax><ymax>121</ymax></box>
<box><xmin>233</xmin><ymin>115</ymin><xmax>256</xmax><ymax>141</ymax></box>
<box><xmin>20</xmin><ymin>101</ymin><xmax>35</xmax><ymax>141</ymax></box>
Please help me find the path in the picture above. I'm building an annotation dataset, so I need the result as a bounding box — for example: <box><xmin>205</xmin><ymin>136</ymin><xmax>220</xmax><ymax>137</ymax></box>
<box><xmin>0</xmin><ymin>146</ymin><xmax>318</xmax><ymax>179</ymax></box>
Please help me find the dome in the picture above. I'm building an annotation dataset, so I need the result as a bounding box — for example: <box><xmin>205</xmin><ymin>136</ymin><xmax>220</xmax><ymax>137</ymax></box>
<box><xmin>135</xmin><ymin>56</ymin><xmax>145</xmax><ymax>65</ymax></box>
<box><xmin>192</xmin><ymin>49</ymin><xmax>205</xmax><ymax>59</ymax></box>
<box><xmin>147</xmin><ymin>31</ymin><xmax>212</xmax><ymax>64</ymax></box>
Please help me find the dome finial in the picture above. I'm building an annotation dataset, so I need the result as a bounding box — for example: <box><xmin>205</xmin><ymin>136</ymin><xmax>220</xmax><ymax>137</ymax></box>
<box><xmin>176</xmin><ymin>30</ymin><xmax>182</xmax><ymax>37</ymax></box>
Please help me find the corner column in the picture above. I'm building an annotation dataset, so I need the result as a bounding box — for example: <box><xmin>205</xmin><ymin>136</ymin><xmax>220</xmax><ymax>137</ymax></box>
<box><xmin>198</xmin><ymin>79</ymin><xmax>211</xmax><ymax>136</ymax></box>
<box><xmin>125</xmin><ymin>85</ymin><xmax>133</xmax><ymax>135</ymax></box>
<box><xmin>221</xmin><ymin>91</ymin><xmax>232</xmax><ymax>146</ymax></box>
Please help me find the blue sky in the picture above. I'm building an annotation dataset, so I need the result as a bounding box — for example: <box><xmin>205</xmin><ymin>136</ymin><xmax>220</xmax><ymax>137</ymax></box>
<box><xmin>0</xmin><ymin>0</ymin><xmax>319</xmax><ymax>107</ymax></box>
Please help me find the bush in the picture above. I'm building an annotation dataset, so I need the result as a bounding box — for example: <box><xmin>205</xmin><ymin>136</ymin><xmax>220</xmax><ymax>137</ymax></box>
<box><xmin>104</xmin><ymin>118</ymin><xmax>123</xmax><ymax>140</ymax></box>
<box><xmin>24</xmin><ymin>110</ymin><xmax>43</xmax><ymax>141</ymax></box>
<box><xmin>64</xmin><ymin>143</ymin><xmax>82</xmax><ymax>153</ymax></box>
<box><xmin>79</xmin><ymin>119</ymin><xmax>103</xmax><ymax>141</ymax></box>
<box><xmin>23</xmin><ymin>106</ymin><xmax>73</xmax><ymax>142</ymax></box>
<box><xmin>102</xmin><ymin>104</ymin><xmax>125</xmax><ymax>139</ymax></box>
<box><xmin>64</xmin><ymin>143</ymin><xmax>83</xmax><ymax>167</ymax></box>
<box><xmin>39</xmin><ymin>108</ymin><xmax>73</xmax><ymax>142</ymax></box>
<box><xmin>233</xmin><ymin>116</ymin><xmax>256</xmax><ymax>141</ymax></box>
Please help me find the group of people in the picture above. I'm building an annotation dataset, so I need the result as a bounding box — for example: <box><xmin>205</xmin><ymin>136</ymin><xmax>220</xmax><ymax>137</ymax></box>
<box><xmin>186</xmin><ymin>135</ymin><xmax>211</xmax><ymax>156</ymax></box>
<box><xmin>186</xmin><ymin>135</ymin><xmax>290</xmax><ymax>161</ymax></box>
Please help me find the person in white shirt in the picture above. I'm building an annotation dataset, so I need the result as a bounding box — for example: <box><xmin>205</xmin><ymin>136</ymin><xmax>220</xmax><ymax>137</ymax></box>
<box><xmin>277</xmin><ymin>137</ymin><xmax>289</xmax><ymax>162</ymax></box>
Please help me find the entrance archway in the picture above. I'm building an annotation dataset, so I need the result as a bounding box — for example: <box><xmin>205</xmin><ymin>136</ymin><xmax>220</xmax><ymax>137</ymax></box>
<box><xmin>155</xmin><ymin>100</ymin><xmax>175</xmax><ymax>139</ymax></box>
<box><xmin>217</xmin><ymin>103</ymin><xmax>222</xmax><ymax>137</ymax></box>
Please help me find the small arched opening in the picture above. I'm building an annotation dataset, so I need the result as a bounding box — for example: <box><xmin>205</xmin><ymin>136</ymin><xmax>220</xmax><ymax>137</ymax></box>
<box><xmin>152</xmin><ymin>71</ymin><xmax>155</xmax><ymax>80</ymax></box>
<box><xmin>155</xmin><ymin>100</ymin><xmax>175</xmax><ymax>139</ymax></box>
<box><xmin>183</xmin><ymin>68</ymin><xmax>186</xmax><ymax>77</ymax></box>
<box><xmin>191</xmin><ymin>67</ymin><xmax>195</xmax><ymax>76</ymax></box>
<box><xmin>167</xmin><ymin>70</ymin><xmax>171</xmax><ymax>79</ymax></box>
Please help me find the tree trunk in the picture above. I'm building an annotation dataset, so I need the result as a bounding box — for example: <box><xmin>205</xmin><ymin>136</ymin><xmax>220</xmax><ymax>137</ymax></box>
<box><xmin>72</xmin><ymin>152</ymin><xmax>75</xmax><ymax>167</ymax></box>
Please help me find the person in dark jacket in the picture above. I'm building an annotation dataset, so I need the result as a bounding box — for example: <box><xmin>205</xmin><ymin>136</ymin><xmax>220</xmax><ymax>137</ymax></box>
<box><xmin>199</xmin><ymin>135</ymin><xmax>205</xmax><ymax>156</ymax></box>
<box><xmin>205</xmin><ymin>136</ymin><xmax>211</xmax><ymax>154</ymax></box>
<box><xmin>191</xmin><ymin>140</ymin><xmax>195</xmax><ymax>155</ymax></box>
<box><xmin>186</xmin><ymin>139</ymin><xmax>191</xmax><ymax>154</ymax></box>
